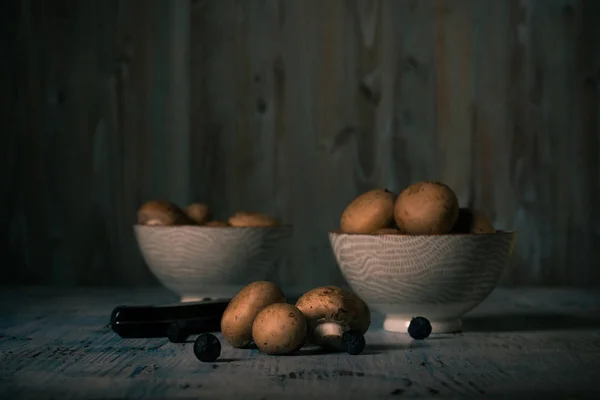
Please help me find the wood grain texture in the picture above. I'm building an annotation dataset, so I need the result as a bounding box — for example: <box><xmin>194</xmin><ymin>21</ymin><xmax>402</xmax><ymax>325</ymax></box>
<box><xmin>1</xmin><ymin>0</ymin><xmax>599</xmax><ymax>288</ymax></box>
<box><xmin>1</xmin><ymin>287</ymin><xmax>600</xmax><ymax>399</ymax></box>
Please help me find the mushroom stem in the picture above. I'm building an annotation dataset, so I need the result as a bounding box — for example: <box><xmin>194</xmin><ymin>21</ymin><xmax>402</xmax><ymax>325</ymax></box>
<box><xmin>312</xmin><ymin>322</ymin><xmax>366</xmax><ymax>355</ymax></box>
<box><xmin>295</xmin><ymin>286</ymin><xmax>370</xmax><ymax>355</ymax></box>
<box><xmin>313</xmin><ymin>322</ymin><xmax>346</xmax><ymax>350</ymax></box>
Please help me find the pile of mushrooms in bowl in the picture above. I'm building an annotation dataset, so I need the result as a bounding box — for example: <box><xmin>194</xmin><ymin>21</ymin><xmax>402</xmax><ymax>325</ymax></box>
<box><xmin>328</xmin><ymin>181</ymin><xmax>516</xmax><ymax>334</ymax></box>
<box><xmin>133</xmin><ymin>200</ymin><xmax>291</xmax><ymax>302</ymax></box>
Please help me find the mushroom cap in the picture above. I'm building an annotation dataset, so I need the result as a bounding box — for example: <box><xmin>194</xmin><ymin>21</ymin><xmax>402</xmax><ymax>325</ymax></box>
<box><xmin>186</xmin><ymin>203</ymin><xmax>211</xmax><ymax>225</ymax></box>
<box><xmin>137</xmin><ymin>200</ymin><xmax>191</xmax><ymax>225</ymax></box>
<box><xmin>295</xmin><ymin>286</ymin><xmax>371</xmax><ymax>342</ymax></box>
<box><xmin>228</xmin><ymin>212</ymin><xmax>280</xmax><ymax>227</ymax></box>
<box><xmin>251</xmin><ymin>303</ymin><xmax>307</xmax><ymax>355</ymax></box>
<box><xmin>220</xmin><ymin>281</ymin><xmax>286</xmax><ymax>348</ymax></box>
<box><xmin>205</xmin><ymin>220</ymin><xmax>230</xmax><ymax>227</ymax></box>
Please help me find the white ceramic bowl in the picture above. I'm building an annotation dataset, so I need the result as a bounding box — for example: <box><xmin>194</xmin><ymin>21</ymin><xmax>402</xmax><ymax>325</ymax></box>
<box><xmin>134</xmin><ymin>225</ymin><xmax>292</xmax><ymax>302</ymax></box>
<box><xmin>328</xmin><ymin>231</ymin><xmax>516</xmax><ymax>333</ymax></box>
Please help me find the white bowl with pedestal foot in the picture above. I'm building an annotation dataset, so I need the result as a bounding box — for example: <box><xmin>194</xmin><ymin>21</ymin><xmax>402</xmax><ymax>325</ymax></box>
<box><xmin>328</xmin><ymin>230</ymin><xmax>516</xmax><ymax>334</ymax></box>
<box><xmin>134</xmin><ymin>225</ymin><xmax>291</xmax><ymax>302</ymax></box>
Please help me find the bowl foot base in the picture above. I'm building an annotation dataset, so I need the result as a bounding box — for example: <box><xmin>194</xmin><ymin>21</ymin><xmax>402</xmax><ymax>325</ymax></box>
<box><xmin>383</xmin><ymin>315</ymin><xmax>462</xmax><ymax>334</ymax></box>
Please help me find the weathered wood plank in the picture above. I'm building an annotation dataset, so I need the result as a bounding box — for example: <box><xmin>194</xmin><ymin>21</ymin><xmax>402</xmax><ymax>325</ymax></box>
<box><xmin>470</xmin><ymin>0</ymin><xmax>515</xmax><ymax>285</ymax></box>
<box><xmin>392</xmin><ymin>0</ymin><xmax>438</xmax><ymax>187</ymax></box>
<box><xmin>571</xmin><ymin>0</ymin><xmax>600</xmax><ymax>287</ymax></box>
<box><xmin>166</xmin><ymin>0</ymin><xmax>191</xmax><ymax>208</ymax></box>
<box><xmin>1</xmin><ymin>288</ymin><xmax>599</xmax><ymax>399</ymax></box>
<box><xmin>500</xmin><ymin>0</ymin><xmax>600</xmax><ymax>286</ymax></box>
<box><xmin>433</xmin><ymin>0</ymin><xmax>475</xmax><ymax>207</ymax></box>
<box><xmin>276</xmin><ymin>0</ymin><xmax>347</xmax><ymax>289</ymax></box>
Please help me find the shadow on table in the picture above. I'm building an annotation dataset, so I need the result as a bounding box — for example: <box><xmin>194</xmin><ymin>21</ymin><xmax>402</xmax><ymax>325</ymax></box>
<box><xmin>290</xmin><ymin>340</ymin><xmax>424</xmax><ymax>357</ymax></box>
<box><xmin>462</xmin><ymin>312</ymin><xmax>600</xmax><ymax>332</ymax></box>
<box><xmin>213</xmin><ymin>358</ymin><xmax>243</xmax><ymax>363</ymax></box>
<box><xmin>351</xmin><ymin>340</ymin><xmax>430</xmax><ymax>356</ymax></box>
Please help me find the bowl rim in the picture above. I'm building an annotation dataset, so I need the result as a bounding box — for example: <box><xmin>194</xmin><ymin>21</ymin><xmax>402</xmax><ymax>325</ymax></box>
<box><xmin>328</xmin><ymin>229</ymin><xmax>516</xmax><ymax>237</ymax></box>
<box><xmin>133</xmin><ymin>223</ymin><xmax>293</xmax><ymax>229</ymax></box>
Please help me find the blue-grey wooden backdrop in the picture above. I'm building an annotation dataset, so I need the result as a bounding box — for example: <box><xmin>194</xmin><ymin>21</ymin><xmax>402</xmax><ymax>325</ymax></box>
<box><xmin>1</xmin><ymin>0</ymin><xmax>599</xmax><ymax>289</ymax></box>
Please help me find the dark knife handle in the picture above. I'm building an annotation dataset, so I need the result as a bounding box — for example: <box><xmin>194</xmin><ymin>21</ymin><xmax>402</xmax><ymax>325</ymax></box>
<box><xmin>111</xmin><ymin>300</ymin><xmax>230</xmax><ymax>323</ymax></box>
<box><xmin>113</xmin><ymin>317</ymin><xmax>223</xmax><ymax>338</ymax></box>
<box><xmin>110</xmin><ymin>300</ymin><xmax>230</xmax><ymax>338</ymax></box>
<box><xmin>165</xmin><ymin>318</ymin><xmax>223</xmax><ymax>342</ymax></box>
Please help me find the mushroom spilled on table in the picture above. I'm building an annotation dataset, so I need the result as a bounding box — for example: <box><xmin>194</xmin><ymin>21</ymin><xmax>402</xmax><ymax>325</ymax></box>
<box><xmin>220</xmin><ymin>281</ymin><xmax>286</xmax><ymax>349</ymax></box>
<box><xmin>252</xmin><ymin>302</ymin><xmax>308</xmax><ymax>355</ymax></box>
<box><xmin>295</xmin><ymin>286</ymin><xmax>371</xmax><ymax>355</ymax></box>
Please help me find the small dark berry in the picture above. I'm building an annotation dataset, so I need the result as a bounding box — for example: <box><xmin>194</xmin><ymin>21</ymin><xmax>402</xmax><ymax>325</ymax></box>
<box><xmin>408</xmin><ymin>317</ymin><xmax>432</xmax><ymax>340</ymax></box>
<box><xmin>342</xmin><ymin>329</ymin><xmax>366</xmax><ymax>355</ymax></box>
<box><xmin>194</xmin><ymin>333</ymin><xmax>221</xmax><ymax>362</ymax></box>
<box><xmin>167</xmin><ymin>321</ymin><xmax>189</xmax><ymax>343</ymax></box>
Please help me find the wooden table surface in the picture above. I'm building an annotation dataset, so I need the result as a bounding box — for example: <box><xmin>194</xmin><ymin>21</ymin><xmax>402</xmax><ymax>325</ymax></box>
<box><xmin>1</xmin><ymin>287</ymin><xmax>599</xmax><ymax>399</ymax></box>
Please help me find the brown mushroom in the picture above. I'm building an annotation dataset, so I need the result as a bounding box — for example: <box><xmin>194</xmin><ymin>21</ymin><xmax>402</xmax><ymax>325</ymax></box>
<box><xmin>295</xmin><ymin>286</ymin><xmax>371</xmax><ymax>355</ymax></box>
<box><xmin>394</xmin><ymin>181</ymin><xmax>459</xmax><ymax>234</ymax></box>
<box><xmin>186</xmin><ymin>203</ymin><xmax>211</xmax><ymax>225</ymax></box>
<box><xmin>340</xmin><ymin>188</ymin><xmax>397</xmax><ymax>234</ymax></box>
<box><xmin>251</xmin><ymin>303</ymin><xmax>307</xmax><ymax>355</ymax></box>
<box><xmin>137</xmin><ymin>200</ymin><xmax>191</xmax><ymax>226</ymax></box>
<box><xmin>205</xmin><ymin>220</ymin><xmax>230</xmax><ymax>227</ymax></box>
<box><xmin>220</xmin><ymin>281</ymin><xmax>286</xmax><ymax>348</ymax></box>
<box><xmin>228</xmin><ymin>212</ymin><xmax>280</xmax><ymax>227</ymax></box>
